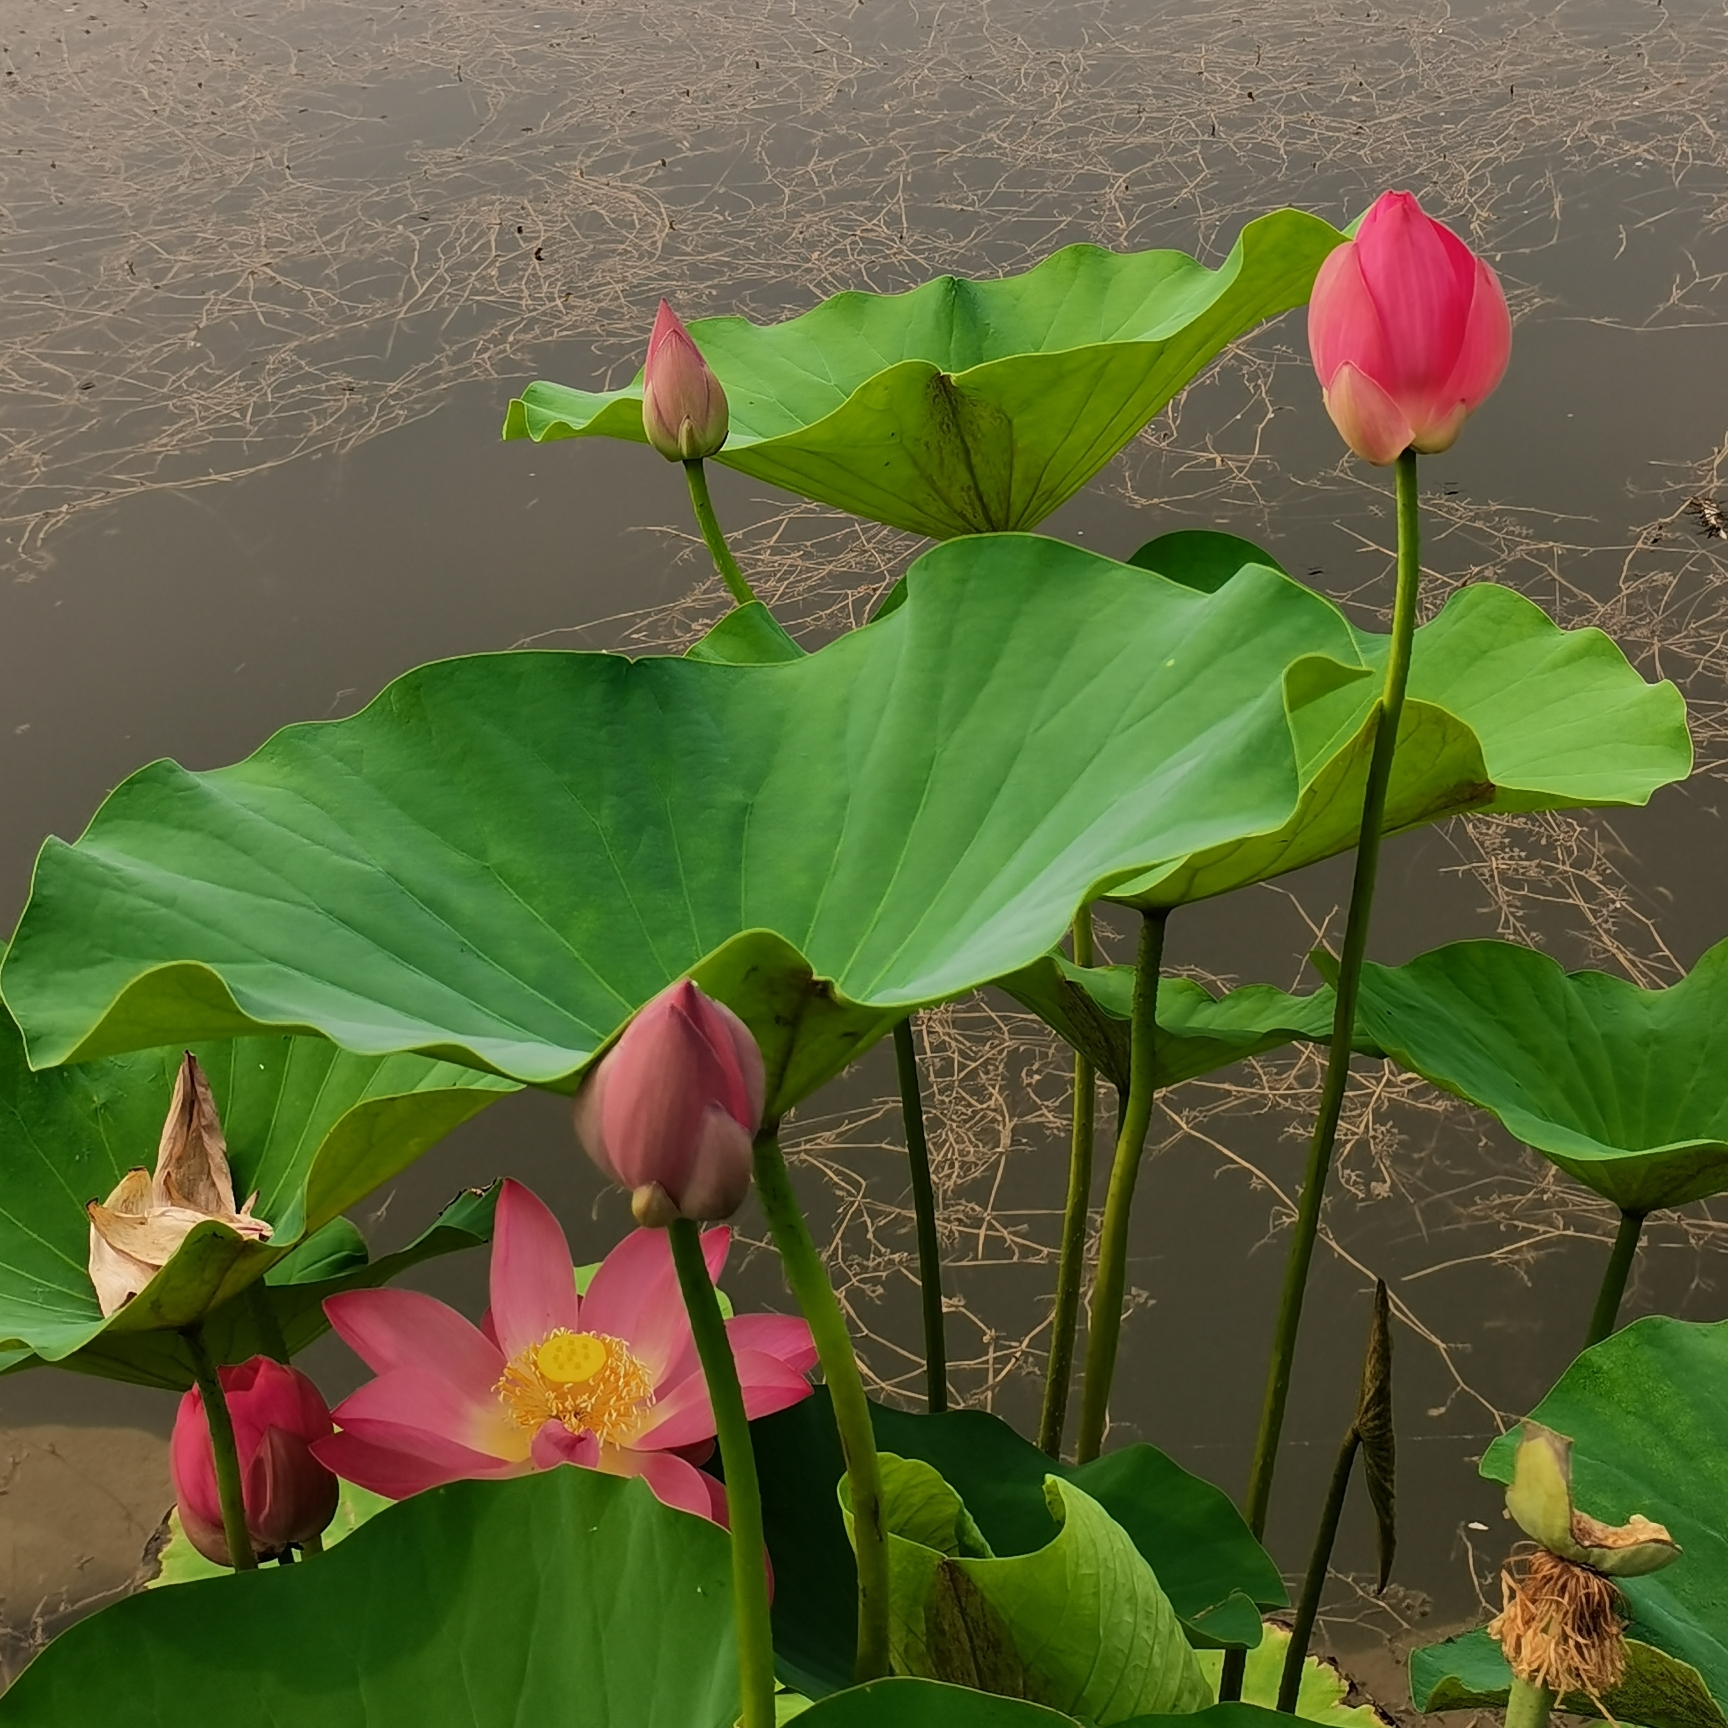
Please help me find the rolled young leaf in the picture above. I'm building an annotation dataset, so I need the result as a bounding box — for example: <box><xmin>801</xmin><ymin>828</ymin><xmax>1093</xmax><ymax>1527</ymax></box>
<box><xmin>503</xmin><ymin>212</ymin><xmax>1346</xmax><ymax>539</ymax></box>
<box><xmin>2</xmin><ymin>537</ymin><xmax>1686</xmax><ymax>1119</ymax></box>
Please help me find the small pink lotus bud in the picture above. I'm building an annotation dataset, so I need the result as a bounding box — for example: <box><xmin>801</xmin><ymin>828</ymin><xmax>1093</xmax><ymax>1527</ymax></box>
<box><xmin>1308</xmin><ymin>190</ymin><xmax>1511</xmax><ymax>464</ymax></box>
<box><xmin>641</xmin><ymin>300</ymin><xmax>729</xmax><ymax>461</ymax></box>
<box><xmin>574</xmin><ymin>980</ymin><xmax>765</xmax><ymax>1224</ymax></box>
<box><xmin>170</xmin><ymin>1356</ymin><xmax>340</xmax><ymax>1565</ymax></box>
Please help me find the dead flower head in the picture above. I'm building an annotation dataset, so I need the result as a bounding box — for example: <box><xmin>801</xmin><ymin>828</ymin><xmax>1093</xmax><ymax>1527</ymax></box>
<box><xmin>86</xmin><ymin>1053</ymin><xmax>272</xmax><ymax>1317</ymax></box>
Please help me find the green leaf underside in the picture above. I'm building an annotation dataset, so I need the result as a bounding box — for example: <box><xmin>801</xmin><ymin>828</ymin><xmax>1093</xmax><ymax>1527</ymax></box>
<box><xmin>1352</xmin><ymin>939</ymin><xmax>1728</xmax><ymax>1212</ymax></box>
<box><xmin>1195</xmin><ymin>1623</ymin><xmax>1385</xmax><ymax>1727</ymax></box>
<box><xmin>1415</xmin><ymin>1318</ymin><xmax>1728</xmax><ymax>1727</ymax></box>
<box><xmin>0</xmin><ymin>988</ymin><xmax>512</xmax><ymax>1383</ymax></box>
<box><xmin>849</xmin><ymin>1456</ymin><xmax>1209</xmax><ymax>1724</ymax></box>
<box><xmin>0</xmin><ymin>1469</ymin><xmax>739</xmax><ymax>1728</ymax></box>
<box><xmin>998</xmin><ymin>957</ymin><xmax>1335</xmax><ymax>1092</ymax></box>
<box><xmin>756</xmin><ymin>1391</ymin><xmax>1282</xmax><ymax>1700</ymax></box>
<box><xmin>503</xmin><ymin>213</ymin><xmax>1346</xmax><ymax>538</ymax></box>
<box><xmin>2</xmin><ymin>537</ymin><xmax>1684</xmax><ymax>1115</ymax></box>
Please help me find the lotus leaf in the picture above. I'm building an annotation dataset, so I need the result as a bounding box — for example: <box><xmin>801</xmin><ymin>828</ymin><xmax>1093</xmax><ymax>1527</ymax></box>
<box><xmin>0</xmin><ymin>989</ymin><xmax>513</xmax><ymax>1385</ymax></box>
<box><xmin>1347</xmin><ymin>938</ymin><xmax>1728</xmax><ymax>1212</ymax></box>
<box><xmin>754</xmin><ymin>1390</ymin><xmax>1283</xmax><ymax>1699</ymax></box>
<box><xmin>0</xmin><ymin>538</ymin><xmax>1685</xmax><ymax>1118</ymax></box>
<box><xmin>840</xmin><ymin>1455</ymin><xmax>1209</xmax><ymax>1724</ymax></box>
<box><xmin>998</xmin><ymin>956</ymin><xmax>1335</xmax><ymax>1092</ymax></box>
<box><xmin>1194</xmin><ymin>1624</ymin><xmax>1385</xmax><ymax>1728</ymax></box>
<box><xmin>503</xmin><ymin>213</ymin><xmax>1345</xmax><ymax>538</ymax></box>
<box><xmin>0</xmin><ymin>1469</ymin><xmax>739</xmax><ymax>1728</ymax></box>
<box><xmin>1412</xmin><ymin>1317</ymin><xmax>1728</xmax><ymax>1728</ymax></box>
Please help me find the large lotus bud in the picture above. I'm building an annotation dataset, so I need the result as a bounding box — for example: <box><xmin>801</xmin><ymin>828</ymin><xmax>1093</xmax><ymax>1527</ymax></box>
<box><xmin>641</xmin><ymin>300</ymin><xmax>729</xmax><ymax>461</ymax></box>
<box><xmin>87</xmin><ymin>1053</ymin><xmax>271</xmax><ymax>1317</ymax></box>
<box><xmin>1308</xmin><ymin>190</ymin><xmax>1511</xmax><ymax>464</ymax></box>
<box><xmin>171</xmin><ymin>1357</ymin><xmax>340</xmax><ymax>1565</ymax></box>
<box><xmin>574</xmin><ymin>980</ymin><xmax>765</xmax><ymax>1225</ymax></box>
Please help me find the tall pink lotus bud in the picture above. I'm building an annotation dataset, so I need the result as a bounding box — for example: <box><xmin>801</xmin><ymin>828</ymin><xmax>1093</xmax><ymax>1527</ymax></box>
<box><xmin>575</xmin><ymin>981</ymin><xmax>765</xmax><ymax>1226</ymax></box>
<box><xmin>171</xmin><ymin>1356</ymin><xmax>340</xmax><ymax>1565</ymax></box>
<box><xmin>641</xmin><ymin>300</ymin><xmax>729</xmax><ymax>461</ymax></box>
<box><xmin>1308</xmin><ymin>190</ymin><xmax>1512</xmax><ymax>465</ymax></box>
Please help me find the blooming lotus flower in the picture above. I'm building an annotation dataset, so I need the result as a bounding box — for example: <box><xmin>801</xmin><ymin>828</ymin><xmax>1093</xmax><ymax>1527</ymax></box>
<box><xmin>171</xmin><ymin>1356</ymin><xmax>339</xmax><ymax>1565</ymax></box>
<box><xmin>575</xmin><ymin>980</ymin><xmax>765</xmax><ymax>1226</ymax></box>
<box><xmin>1308</xmin><ymin>190</ymin><xmax>1512</xmax><ymax>465</ymax></box>
<box><xmin>312</xmin><ymin>1180</ymin><xmax>814</xmax><ymax>1523</ymax></box>
<box><xmin>642</xmin><ymin>299</ymin><xmax>729</xmax><ymax>461</ymax></box>
<box><xmin>87</xmin><ymin>1052</ymin><xmax>272</xmax><ymax>1317</ymax></box>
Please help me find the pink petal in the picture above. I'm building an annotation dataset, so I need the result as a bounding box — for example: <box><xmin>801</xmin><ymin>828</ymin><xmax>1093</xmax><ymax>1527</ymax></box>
<box><xmin>688</xmin><ymin>990</ymin><xmax>766</xmax><ymax>1132</ymax></box>
<box><xmin>1438</xmin><ymin>257</ymin><xmax>1512</xmax><ymax>417</ymax></box>
<box><xmin>1307</xmin><ymin>243</ymin><xmax>1389</xmax><ymax>393</ymax></box>
<box><xmin>323</xmin><ymin>1288</ymin><xmax>504</xmax><ymax>1397</ymax></box>
<box><xmin>1353</xmin><ymin>191</ymin><xmax>1477</xmax><ymax>405</ymax></box>
<box><xmin>489</xmin><ymin>1180</ymin><xmax>580</xmax><ymax>1361</ymax></box>
<box><xmin>672</xmin><ymin>1108</ymin><xmax>755</xmax><ymax>1222</ymax></box>
<box><xmin>530</xmin><ymin>1420</ymin><xmax>600</xmax><ymax>1471</ymax></box>
<box><xmin>725</xmin><ymin>1313</ymin><xmax>818</xmax><ymax>1376</ymax></box>
<box><xmin>604</xmin><ymin>1445</ymin><xmax>724</xmax><ymax>1523</ymax></box>
<box><xmin>1323</xmin><ymin>362</ymin><xmax>1415</xmax><ymax>466</ymax></box>
<box><xmin>169</xmin><ymin>1385</ymin><xmax>222</xmax><ymax>1534</ymax></box>
<box><xmin>578</xmin><ymin>1224</ymin><xmax>728</xmax><ymax>1384</ymax></box>
<box><xmin>572</xmin><ymin>1063</ymin><xmax>619</xmax><ymax>1184</ymax></box>
<box><xmin>313</xmin><ymin>1429</ymin><xmax>518</xmax><ymax>1500</ymax></box>
<box><xmin>330</xmin><ymin>1367</ymin><xmax>523</xmax><ymax>1463</ymax></box>
<box><xmin>632</xmin><ymin>1348</ymin><xmax>813</xmax><ymax>1451</ymax></box>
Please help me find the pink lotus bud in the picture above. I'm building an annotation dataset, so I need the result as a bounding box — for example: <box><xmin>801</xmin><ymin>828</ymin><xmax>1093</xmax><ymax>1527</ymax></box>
<box><xmin>170</xmin><ymin>1356</ymin><xmax>340</xmax><ymax>1565</ymax></box>
<box><xmin>641</xmin><ymin>300</ymin><xmax>729</xmax><ymax>461</ymax></box>
<box><xmin>1308</xmin><ymin>190</ymin><xmax>1511</xmax><ymax>465</ymax></box>
<box><xmin>574</xmin><ymin>980</ymin><xmax>765</xmax><ymax>1225</ymax></box>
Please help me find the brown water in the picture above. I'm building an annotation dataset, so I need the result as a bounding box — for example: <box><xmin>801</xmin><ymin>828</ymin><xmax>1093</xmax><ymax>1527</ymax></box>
<box><xmin>3</xmin><ymin>0</ymin><xmax>1728</xmax><ymax>1697</ymax></box>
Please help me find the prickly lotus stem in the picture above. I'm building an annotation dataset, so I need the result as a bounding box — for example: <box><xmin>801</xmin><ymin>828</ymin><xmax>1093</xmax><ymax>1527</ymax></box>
<box><xmin>1489</xmin><ymin>1545</ymin><xmax>1627</xmax><ymax>1707</ymax></box>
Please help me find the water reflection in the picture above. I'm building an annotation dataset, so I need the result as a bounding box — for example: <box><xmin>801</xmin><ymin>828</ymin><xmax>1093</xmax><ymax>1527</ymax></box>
<box><xmin>3</xmin><ymin>0</ymin><xmax>1728</xmax><ymax>1694</ymax></box>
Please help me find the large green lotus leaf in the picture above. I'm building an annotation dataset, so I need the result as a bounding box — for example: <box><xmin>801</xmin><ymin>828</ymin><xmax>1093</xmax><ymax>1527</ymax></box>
<box><xmin>0</xmin><ymin>989</ymin><xmax>513</xmax><ymax>1382</ymax></box>
<box><xmin>755</xmin><ymin>1390</ymin><xmax>1283</xmax><ymax>1699</ymax></box>
<box><xmin>842</xmin><ymin>1456</ymin><xmax>1209</xmax><ymax>1724</ymax></box>
<box><xmin>997</xmin><ymin>956</ymin><xmax>1336</xmax><ymax>1092</ymax></box>
<box><xmin>1117</xmin><ymin>536</ymin><xmax>1688</xmax><ymax>906</ymax></box>
<box><xmin>502</xmin><ymin>213</ymin><xmax>1345</xmax><ymax>539</ymax></box>
<box><xmin>1413</xmin><ymin>1317</ymin><xmax>1728</xmax><ymax>1727</ymax></box>
<box><xmin>789</xmin><ymin>1678</ymin><xmax>1080</xmax><ymax>1726</ymax></box>
<box><xmin>1</xmin><ymin>536</ymin><xmax>1685</xmax><ymax>1115</ymax></box>
<box><xmin>1350</xmin><ymin>939</ymin><xmax>1728</xmax><ymax>1213</ymax></box>
<box><xmin>53</xmin><ymin>1185</ymin><xmax>500</xmax><ymax>1391</ymax></box>
<box><xmin>0</xmin><ymin>1468</ymin><xmax>739</xmax><ymax>1728</ymax></box>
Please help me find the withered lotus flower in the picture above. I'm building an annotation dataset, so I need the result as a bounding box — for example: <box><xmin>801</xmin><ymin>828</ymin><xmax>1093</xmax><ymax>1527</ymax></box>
<box><xmin>86</xmin><ymin>1053</ymin><xmax>272</xmax><ymax>1317</ymax></box>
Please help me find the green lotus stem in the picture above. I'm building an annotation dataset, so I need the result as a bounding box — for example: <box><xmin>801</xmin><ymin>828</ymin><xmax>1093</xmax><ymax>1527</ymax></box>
<box><xmin>894</xmin><ymin>1015</ymin><xmax>948</xmax><ymax>1415</ymax></box>
<box><xmin>751</xmin><ymin>1125</ymin><xmax>891</xmax><ymax>1681</ymax></box>
<box><xmin>1584</xmin><ymin>1209</ymin><xmax>1647</xmax><ymax>1348</ymax></box>
<box><xmin>1505</xmin><ymin>1676</ymin><xmax>1557</xmax><ymax>1728</ymax></box>
<box><xmin>683</xmin><ymin>457</ymin><xmax>759</xmax><ymax>608</ymax></box>
<box><xmin>668</xmin><ymin>1217</ymin><xmax>776</xmax><ymax>1728</ymax></box>
<box><xmin>183</xmin><ymin>1326</ymin><xmax>258</xmax><ymax>1572</ymax></box>
<box><xmin>1277</xmin><ymin>1425</ymin><xmax>1362</xmax><ymax>1711</ymax></box>
<box><xmin>1235</xmin><ymin>447</ymin><xmax>1422</xmax><ymax>1564</ymax></box>
<box><xmin>1039</xmin><ymin>902</ymin><xmax>1098</xmax><ymax>1459</ymax></box>
<box><xmin>1075</xmin><ymin>908</ymin><xmax>1169</xmax><ymax>1465</ymax></box>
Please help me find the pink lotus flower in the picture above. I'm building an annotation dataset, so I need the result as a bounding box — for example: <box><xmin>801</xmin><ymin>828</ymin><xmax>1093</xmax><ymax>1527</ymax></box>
<box><xmin>641</xmin><ymin>299</ymin><xmax>729</xmax><ymax>461</ymax></box>
<box><xmin>1308</xmin><ymin>190</ymin><xmax>1512</xmax><ymax>465</ymax></box>
<box><xmin>171</xmin><ymin>1357</ymin><xmax>340</xmax><ymax>1566</ymax></box>
<box><xmin>312</xmin><ymin>1180</ymin><xmax>814</xmax><ymax>1523</ymax></box>
<box><xmin>576</xmin><ymin>980</ymin><xmax>765</xmax><ymax>1226</ymax></box>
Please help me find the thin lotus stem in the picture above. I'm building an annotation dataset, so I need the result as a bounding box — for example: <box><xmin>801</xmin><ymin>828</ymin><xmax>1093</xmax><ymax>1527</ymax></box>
<box><xmin>668</xmin><ymin>1217</ymin><xmax>776</xmax><ymax>1728</ymax></box>
<box><xmin>1039</xmin><ymin>902</ymin><xmax>1098</xmax><ymax>1459</ymax></box>
<box><xmin>751</xmin><ymin>1126</ymin><xmax>891</xmax><ymax>1682</ymax></box>
<box><xmin>894</xmin><ymin>1016</ymin><xmax>948</xmax><ymax>1415</ymax></box>
<box><xmin>183</xmin><ymin>1326</ymin><xmax>257</xmax><ymax>1572</ymax></box>
<box><xmin>1277</xmin><ymin>1426</ymin><xmax>1362</xmax><ymax>1711</ymax></box>
<box><xmin>1506</xmin><ymin>1676</ymin><xmax>1558</xmax><ymax>1728</ymax></box>
<box><xmin>1238</xmin><ymin>448</ymin><xmax>1422</xmax><ymax>1539</ymax></box>
<box><xmin>1584</xmin><ymin>1209</ymin><xmax>1647</xmax><ymax>1349</ymax></box>
<box><xmin>1075</xmin><ymin>908</ymin><xmax>1169</xmax><ymax>1465</ymax></box>
<box><xmin>683</xmin><ymin>457</ymin><xmax>759</xmax><ymax>608</ymax></box>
